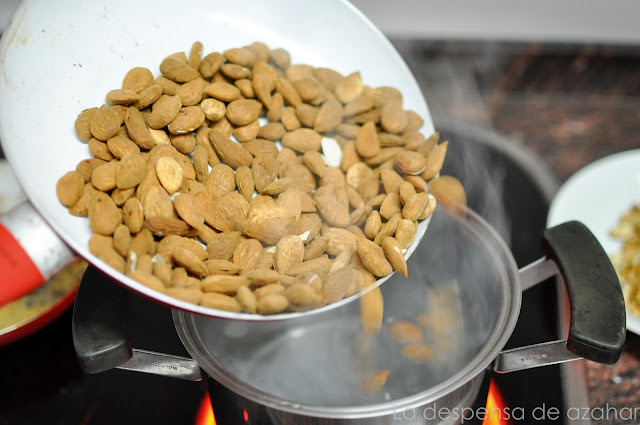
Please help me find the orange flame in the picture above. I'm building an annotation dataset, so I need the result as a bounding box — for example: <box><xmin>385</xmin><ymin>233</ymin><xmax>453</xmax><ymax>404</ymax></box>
<box><xmin>483</xmin><ymin>379</ymin><xmax>511</xmax><ymax>425</ymax></box>
<box><xmin>195</xmin><ymin>382</ymin><xmax>506</xmax><ymax>425</ymax></box>
<box><xmin>195</xmin><ymin>395</ymin><xmax>216</xmax><ymax>425</ymax></box>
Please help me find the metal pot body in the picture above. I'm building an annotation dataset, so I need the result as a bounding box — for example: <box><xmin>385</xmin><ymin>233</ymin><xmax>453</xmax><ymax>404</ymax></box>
<box><xmin>205</xmin><ymin>372</ymin><xmax>485</xmax><ymax>425</ymax></box>
<box><xmin>172</xmin><ymin>208</ymin><xmax>521</xmax><ymax>422</ymax></box>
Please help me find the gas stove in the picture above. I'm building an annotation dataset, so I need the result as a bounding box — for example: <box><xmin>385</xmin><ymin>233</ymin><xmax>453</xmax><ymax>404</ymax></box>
<box><xmin>0</xmin><ymin>122</ymin><xmax>590</xmax><ymax>424</ymax></box>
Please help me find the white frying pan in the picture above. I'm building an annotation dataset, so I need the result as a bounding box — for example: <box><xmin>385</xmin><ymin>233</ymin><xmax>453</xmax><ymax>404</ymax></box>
<box><xmin>0</xmin><ymin>0</ymin><xmax>433</xmax><ymax>319</ymax></box>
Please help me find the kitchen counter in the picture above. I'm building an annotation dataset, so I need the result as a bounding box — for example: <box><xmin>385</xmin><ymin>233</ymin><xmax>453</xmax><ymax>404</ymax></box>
<box><xmin>392</xmin><ymin>39</ymin><xmax>640</xmax><ymax>425</ymax></box>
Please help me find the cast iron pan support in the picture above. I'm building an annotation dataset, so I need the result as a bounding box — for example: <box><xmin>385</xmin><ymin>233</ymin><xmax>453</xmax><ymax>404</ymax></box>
<box><xmin>72</xmin><ymin>267</ymin><xmax>202</xmax><ymax>380</ymax></box>
<box><xmin>72</xmin><ymin>221</ymin><xmax>626</xmax><ymax>376</ymax></box>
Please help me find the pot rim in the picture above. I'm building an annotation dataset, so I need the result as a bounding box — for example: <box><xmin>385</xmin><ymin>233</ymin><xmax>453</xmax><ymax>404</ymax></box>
<box><xmin>173</xmin><ymin>208</ymin><xmax>522</xmax><ymax>419</ymax></box>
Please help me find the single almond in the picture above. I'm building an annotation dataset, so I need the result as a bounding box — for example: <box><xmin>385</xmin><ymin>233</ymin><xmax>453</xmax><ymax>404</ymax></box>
<box><xmin>236</xmin><ymin>285</ymin><xmax>258</xmax><ymax>313</ymax></box>
<box><xmin>395</xmin><ymin>219</ymin><xmax>416</xmax><ymax>249</ymax></box>
<box><xmin>243</xmin><ymin>219</ymin><xmax>290</xmax><ymax>246</ymax></box>
<box><xmin>315</xmin><ymin>196</ymin><xmax>350</xmax><ymax>228</ymax></box>
<box><xmin>324</xmin><ymin>227</ymin><xmax>359</xmax><ymax>256</ymax></box>
<box><xmin>122</xmin><ymin>197</ymin><xmax>144</xmax><ymax>233</ymax></box>
<box><xmin>275</xmin><ymin>235</ymin><xmax>305</xmax><ymax>273</ymax></box>
<box><xmin>243</xmin><ymin>268</ymin><xmax>281</xmax><ymax>286</ymax></box>
<box><xmin>235</xmin><ymin>165</ymin><xmax>255</xmax><ymax>201</ymax></box>
<box><xmin>361</xmin><ymin>369</ymin><xmax>389</xmax><ymax>395</ymax></box>
<box><xmin>252</xmin><ymin>156</ymin><xmax>280</xmax><ymax>193</ymax></box>
<box><xmin>160</xmin><ymin>57</ymin><xmax>200</xmax><ymax>83</ymax></box>
<box><xmin>313</xmin><ymin>96</ymin><xmax>343</xmax><ymax>133</ymax></box>
<box><xmin>281</xmin><ymin>128</ymin><xmax>322</xmax><ymax>153</ymax></box>
<box><xmin>173</xmin><ymin>247</ymin><xmax>208</xmax><ymax>277</ymax></box>
<box><xmin>107</xmin><ymin>135</ymin><xmax>140</xmax><ymax>160</ymax></box>
<box><xmin>90</xmin><ymin>105</ymin><xmax>120</xmax><ymax>141</ymax></box>
<box><xmin>284</xmin><ymin>284</ymin><xmax>322</xmax><ymax>311</ymax></box>
<box><xmin>89</xmin><ymin>192</ymin><xmax>121</xmax><ymax>236</ymax></box>
<box><xmin>147</xmin><ymin>95</ymin><xmax>182</xmax><ymax>129</ymax></box>
<box><xmin>285</xmin><ymin>255</ymin><xmax>332</xmax><ymax>277</ymax></box>
<box><xmin>257</xmin><ymin>294</ymin><xmax>289</xmax><ymax>315</ymax></box>
<box><xmin>200</xmin><ymin>52</ymin><xmax>224</xmax><ymax>79</ymax></box>
<box><xmin>209</xmin><ymin>130</ymin><xmax>253</xmax><ymax>169</ymax></box>
<box><xmin>216</xmin><ymin>192</ymin><xmax>250</xmax><ymax>232</ymax></box>
<box><xmin>204</xmin><ymin>259</ymin><xmax>241</xmax><ymax>276</ymax></box>
<box><xmin>202</xmin><ymin>275</ymin><xmax>250</xmax><ymax>294</ymax></box>
<box><xmin>402</xmin><ymin>192</ymin><xmax>430</xmax><ymax>221</ymax></box>
<box><xmin>195</xmin><ymin>191</ymin><xmax>234</xmax><ymax>233</ymax></box>
<box><xmin>429</xmin><ymin>175</ymin><xmax>466</xmax><ymax>215</ymax></box>
<box><xmin>207</xmin><ymin>163</ymin><xmax>236</xmax><ymax>199</ymax></box>
<box><xmin>200</xmin><ymin>293</ymin><xmax>242</xmax><ymax>312</ymax></box>
<box><xmin>56</xmin><ymin>171</ymin><xmax>84</xmax><ymax>206</ymax></box>
<box><xmin>380</xmin><ymin>193</ymin><xmax>402</xmax><ymax>220</ymax></box>
<box><xmin>232</xmin><ymin>238</ymin><xmax>263</xmax><ymax>272</ymax></box>
<box><xmin>303</xmin><ymin>151</ymin><xmax>326</xmax><ymax>178</ymax></box>
<box><xmin>134</xmin><ymin>84</ymin><xmax>163</xmax><ymax>109</ymax></box>
<box><xmin>395</xmin><ymin>150</ymin><xmax>426</xmax><ymax>175</ymax></box>
<box><xmin>380</xmin><ymin>102</ymin><xmax>408</xmax><ymax>134</ymax></box>
<box><xmin>389</xmin><ymin>320</ymin><xmax>425</xmax><ymax>342</ymax></box>
<box><xmin>380</xmin><ymin>237</ymin><xmax>408</xmax><ymax>277</ymax></box>
<box><xmin>349</xmin><ymin>206</ymin><xmax>372</xmax><ymax>227</ymax></box>
<box><xmin>106</xmin><ymin>89</ymin><xmax>138</xmax><ymax>105</ymax></box>
<box><xmin>226</xmin><ymin>98</ymin><xmax>263</xmax><ymax>126</ymax></box>
<box><xmin>116</xmin><ymin>153</ymin><xmax>146</xmax><ymax>189</ymax></box>
<box><xmin>380</xmin><ymin>169</ymin><xmax>405</xmax><ymax>195</ymax></box>
<box><xmin>91</xmin><ymin>161</ymin><xmax>119</xmax><ymax>192</ymax></box>
<box><xmin>167</xmin><ymin>106</ymin><xmax>205</xmax><ymax>135</ymax></box>
<box><xmin>275</xmin><ymin>78</ymin><xmax>302</xmax><ymax>107</ymax></box>
<box><xmin>156</xmin><ymin>234</ymin><xmax>207</xmax><ymax>264</ymax></box>
<box><xmin>355</xmin><ymin>121</ymin><xmax>381</xmax><ymax>158</ymax></box>
<box><xmin>422</xmin><ymin>141</ymin><xmax>449</xmax><ymax>180</ymax></box>
<box><xmin>143</xmin><ymin>217</ymin><xmax>191</xmax><ymax>237</ymax></box>
<box><xmin>155</xmin><ymin>156</ymin><xmax>183</xmax><ymax>195</ymax></box>
<box><xmin>360</xmin><ymin>286</ymin><xmax>384</xmax><ymax>335</ymax></box>
<box><xmin>399</xmin><ymin>181</ymin><xmax>417</xmax><ymax>205</ymax></box>
<box><xmin>401</xmin><ymin>344</ymin><xmax>434</xmax><ymax>363</ymax></box>
<box><xmin>206</xmin><ymin>231</ymin><xmax>242</xmax><ymax>261</ymax></box>
<box><xmin>173</xmin><ymin>193</ymin><xmax>204</xmax><ymax>229</ymax></box>
<box><xmin>373</xmin><ymin>213</ymin><xmax>402</xmax><ymax>245</ymax></box>
<box><xmin>335</xmin><ymin>72</ymin><xmax>363</xmax><ymax>104</ymax></box>
<box><xmin>123</xmin><ymin>67</ymin><xmax>154</xmax><ymax>93</ymax></box>
<box><xmin>204</xmin><ymin>81</ymin><xmax>242</xmax><ymax>102</ymax></box>
<box><xmin>356</xmin><ymin>238</ymin><xmax>393</xmax><ymax>277</ymax></box>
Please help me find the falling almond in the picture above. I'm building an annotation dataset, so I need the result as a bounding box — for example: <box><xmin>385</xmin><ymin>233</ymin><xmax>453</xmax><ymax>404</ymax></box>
<box><xmin>429</xmin><ymin>175</ymin><xmax>467</xmax><ymax>215</ymax></box>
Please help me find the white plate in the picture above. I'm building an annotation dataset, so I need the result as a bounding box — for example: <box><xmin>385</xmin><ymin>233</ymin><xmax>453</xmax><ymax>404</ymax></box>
<box><xmin>547</xmin><ymin>149</ymin><xmax>640</xmax><ymax>334</ymax></box>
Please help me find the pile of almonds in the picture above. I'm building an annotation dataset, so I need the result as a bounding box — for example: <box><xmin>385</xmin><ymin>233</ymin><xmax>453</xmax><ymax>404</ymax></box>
<box><xmin>56</xmin><ymin>41</ymin><xmax>466</xmax><ymax>315</ymax></box>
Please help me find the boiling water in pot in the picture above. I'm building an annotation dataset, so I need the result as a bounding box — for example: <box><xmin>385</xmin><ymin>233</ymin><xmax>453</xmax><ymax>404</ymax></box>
<box><xmin>185</xmin><ymin>208</ymin><xmax>513</xmax><ymax>408</ymax></box>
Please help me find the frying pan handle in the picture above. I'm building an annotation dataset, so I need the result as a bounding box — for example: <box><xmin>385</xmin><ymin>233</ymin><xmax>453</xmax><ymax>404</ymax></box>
<box><xmin>0</xmin><ymin>201</ymin><xmax>75</xmax><ymax>306</ymax></box>
<box><xmin>541</xmin><ymin>220</ymin><xmax>626</xmax><ymax>364</ymax></box>
<box><xmin>72</xmin><ymin>266</ymin><xmax>133</xmax><ymax>373</ymax></box>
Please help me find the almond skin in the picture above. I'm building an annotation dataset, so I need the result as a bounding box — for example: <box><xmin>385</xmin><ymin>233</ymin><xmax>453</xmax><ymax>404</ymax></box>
<box><xmin>356</xmin><ymin>238</ymin><xmax>393</xmax><ymax>277</ymax></box>
<box><xmin>56</xmin><ymin>171</ymin><xmax>84</xmax><ymax>206</ymax></box>
<box><xmin>209</xmin><ymin>130</ymin><xmax>253</xmax><ymax>169</ymax></box>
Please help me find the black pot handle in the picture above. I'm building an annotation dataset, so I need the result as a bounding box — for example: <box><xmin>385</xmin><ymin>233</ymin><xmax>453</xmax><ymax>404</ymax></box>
<box><xmin>542</xmin><ymin>220</ymin><xmax>626</xmax><ymax>364</ymax></box>
<box><xmin>72</xmin><ymin>266</ymin><xmax>132</xmax><ymax>374</ymax></box>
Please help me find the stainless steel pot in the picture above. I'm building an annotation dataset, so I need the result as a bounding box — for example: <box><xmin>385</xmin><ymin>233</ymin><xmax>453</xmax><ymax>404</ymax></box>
<box><xmin>72</xmin><ymin>206</ymin><xmax>626</xmax><ymax>424</ymax></box>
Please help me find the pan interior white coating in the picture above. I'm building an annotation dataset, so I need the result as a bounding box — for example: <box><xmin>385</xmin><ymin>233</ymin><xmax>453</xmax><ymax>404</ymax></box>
<box><xmin>0</xmin><ymin>0</ymin><xmax>433</xmax><ymax>319</ymax></box>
